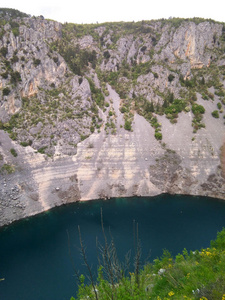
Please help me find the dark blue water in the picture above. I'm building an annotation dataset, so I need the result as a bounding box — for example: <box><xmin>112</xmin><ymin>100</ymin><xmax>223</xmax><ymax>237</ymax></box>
<box><xmin>1</xmin><ymin>194</ymin><xmax>225</xmax><ymax>300</ymax></box>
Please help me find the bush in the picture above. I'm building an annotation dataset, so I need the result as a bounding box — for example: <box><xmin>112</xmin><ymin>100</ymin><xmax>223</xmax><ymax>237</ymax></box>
<box><xmin>20</xmin><ymin>140</ymin><xmax>32</xmax><ymax>147</ymax></box>
<box><xmin>10</xmin><ymin>71</ymin><xmax>22</xmax><ymax>84</ymax></box>
<box><xmin>217</xmin><ymin>102</ymin><xmax>222</xmax><ymax>110</ymax></box>
<box><xmin>12</xmin><ymin>27</ymin><xmax>19</xmax><ymax>37</ymax></box>
<box><xmin>1</xmin><ymin>72</ymin><xmax>8</xmax><ymax>79</ymax></box>
<box><xmin>124</xmin><ymin>120</ymin><xmax>132</xmax><ymax>131</ymax></box>
<box><xmin>165</xmin><ymin>99</ymin><xmax>186</xmax><ymax>115</ymax></box>
<box><xmin>11</xmin><ymin>55</ymin><xmax>19</xmax><ymax>64</ymax></box>
<box><xmin>155</xmin><ymin>132</ymin><xmax>162</xmax><ymax>140</ymax></box>
<box><xmin>2</xmin><ymin>87</ymin><xmax>10</xmax><ymax>96</ymax></box>
<box><xmin>1</xmin><ymin>164</ymin><xmax>15</xmax><ymax>174</ymax></box>
<box><xmin>33</xmin><ymin>58</ymin><xmax>41</xmax><ymax>67</ymax></box>
<box><xmin>212</xmin><ymin>110</ymin><xmax>219</xmax><ymax>118</ymax></box>
<box><xmin>192</xmin><ymin>103</ymin><xmax>205</xmax><ymax>115</ymax></box>
<box><xmin>10</xmin><ymin>148</ymin><xmax>18</xmax><ymax>157</ymax></box>
<box><xmin>103</xmin><ymin>51</ymin><xmax>110</xmax><ymax>59</ymax></box>
<box><xmin>0</xmin><ymin>47</ymin><xmax>8</xmax><ymax>57</ymax></box>
<box><xmin>37</xmin><ymin>146</ymin><xmax>47</xmax><ymax>154</ymax></box>
<box><xmin>168</xmin><ymin>74</ymin><xmax>175</xmax><ymax>82</ymax></box>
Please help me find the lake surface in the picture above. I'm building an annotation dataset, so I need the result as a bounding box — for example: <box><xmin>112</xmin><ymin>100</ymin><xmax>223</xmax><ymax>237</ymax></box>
<box><xmin>1</xmin><ymin>194</ymin><xmax>225</xmax><ymax>300</ymax></box>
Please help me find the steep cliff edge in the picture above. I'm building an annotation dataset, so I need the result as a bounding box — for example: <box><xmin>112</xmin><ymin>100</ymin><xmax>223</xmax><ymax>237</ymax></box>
<box><xmin>0</xmin><ymin>9</ymin><xmax>225</xmax><ymax>226</ymax></box>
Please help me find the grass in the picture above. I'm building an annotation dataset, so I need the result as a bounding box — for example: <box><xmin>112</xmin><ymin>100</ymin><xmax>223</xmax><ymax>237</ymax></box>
<box><xmin>72</xmin><ymin>228</ymin><xmax>225</xmax><ymax>300</ymax></box>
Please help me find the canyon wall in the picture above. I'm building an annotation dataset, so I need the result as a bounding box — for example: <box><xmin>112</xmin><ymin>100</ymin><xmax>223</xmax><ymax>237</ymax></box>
<box><xmin>0</xmin><ymin>10</ymin><xmax>225</xmax><ymax>226</ymax></box>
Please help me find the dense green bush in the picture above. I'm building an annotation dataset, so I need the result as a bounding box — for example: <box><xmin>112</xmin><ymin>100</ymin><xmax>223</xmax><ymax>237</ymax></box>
<box><xmin>0</xmin><ymin>47</ymin><xmax>8</xmax><ymax>57</ymax></box>
<box><xmin>2</xmin><ymin>87</ymin><xmax>11</xmax><ymax>96</ymax></box>
<box><xmin>212</xmin><ymin>110</ymin><xmax>219</xmax><ymax>118</ymax></box>
<box><xmin>1</xmin><ymin>72</ymin><xmax>8</xmax><ymax>79</ymax></box>
<box><xmin>87</xmin><ymin>77</ymin><xmax>105</xmax><ymax>107</ymax></box>
<box><xmin>10</xmin><ymin>148</ymin><xmax>18</xmax><ymax>157</ymax></box>
<box><xmin>124</xmin><ymin>120</ymin><xmax>132</xmax><ymax>131</ymax></box>
<box><xmin>154</xmin><ymin>132</ymin><xmax>162</xmax><ymax>140</ymax></box>
<box><xmin>165</xmin><ymin>99</ymin><xmax>186</xmax><ymax>115</ymax></box>
<box><xmin>192</xmin><ymin>103</ymin><xmax>205</xmax><ymax>115</ymax></box>
<box><xmin>33</xmin><ymin>58</ymin><xmax>41</xmax><ymax>67</ymax></box>
<box><xmin>217</xmin><ymin>102</ymin><xmax>222</xmax><ymax>110</ymax></box>
<box><xmin>10</xmin><ymin>71</ymin><xmax>22</xmax><ymax>84</ymax></box>
<box><xmin>168</xmin><ymin>74</ymin><xmax>175</xmax><ymax>82</ymax></box>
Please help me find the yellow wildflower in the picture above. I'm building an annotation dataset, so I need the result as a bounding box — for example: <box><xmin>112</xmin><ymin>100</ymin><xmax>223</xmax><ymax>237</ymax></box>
<box><xmin>222</xmin><ymin>294</ymin><xmax>225</xmax><ymax>300</ymax></box>
<box><xmin>168</xmin><ymin>291</ymin><xmax>175</xmax><ymax>297</ymax></box>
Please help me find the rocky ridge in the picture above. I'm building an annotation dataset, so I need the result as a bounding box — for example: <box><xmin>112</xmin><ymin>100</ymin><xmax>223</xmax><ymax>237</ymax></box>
<box><xmin>0</xmin><ymin>9</ymin><xmax>225</xmax><ymax>226</ymax></box>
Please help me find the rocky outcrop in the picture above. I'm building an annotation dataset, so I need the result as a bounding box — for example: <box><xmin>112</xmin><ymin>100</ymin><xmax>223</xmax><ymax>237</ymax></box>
<box><xmin>0</xmin><ymin>10</ymin><xmax>225</xmax><ymax>227</ymax></box>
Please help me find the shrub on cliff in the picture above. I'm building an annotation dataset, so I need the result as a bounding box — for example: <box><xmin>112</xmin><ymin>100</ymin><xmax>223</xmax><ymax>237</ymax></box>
<box><xmin>2</xmin><ymin>87</ymin><xmax>10</xmax><ymax>96</ymax></box>
<box><xmin>212</xmin><ymin>110</ymin><xmax>219</xmax><ymax>118</ymax></box>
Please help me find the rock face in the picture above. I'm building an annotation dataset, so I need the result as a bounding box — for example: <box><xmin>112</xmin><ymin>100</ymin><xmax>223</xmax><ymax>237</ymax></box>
<box><xmin>0</xmin><ymin>9</ymin><xmax>225</xmax><ymax>226</ymax></box>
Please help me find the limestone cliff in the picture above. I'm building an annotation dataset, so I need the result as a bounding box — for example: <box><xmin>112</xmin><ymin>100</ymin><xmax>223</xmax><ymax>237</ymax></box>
<box><xmin>0</xmin><ymin>9</ymin><xmax>225</xmax><ymax>226</ymax></box>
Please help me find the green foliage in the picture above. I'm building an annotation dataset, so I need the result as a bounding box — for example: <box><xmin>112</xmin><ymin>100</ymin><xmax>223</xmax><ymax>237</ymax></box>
<box><xmin>0</xmin><ymin>8</ymin><xmax>28</xmax><ymax>18</ymax></box>
<box><xmin>0</xmin><ymin>163</ymin><xmax>15</xmax><ymax>174</ymax></box>
<box><xmin>11</xmin><ymin>55</ymin><xmax>19</xmax><ymax>64</ymax></box>
<box><xmin>10</xmin><ymin>148</ymin><xmax>18</xmax><ymax>157</ymax></box>
<box><xmin>168</xmin><ymin>74</ymin><xmax>175</xmax><ymax>82</ymax></box>
<box><xmin>2</xmin><ymin>87</ymin><xmax>10</xmax><ymax>96</ymax></box>
<box><xmin>1</xmin><ymin>72</ymin><xmax>8</xmax><ymax>79</ymax></box>
<box><xmin>124</xmin><ymin>120</ymin><xmax>132</xmax><ymax>131</ymax></box>
<box><xmin>33</xmin><ymin>58</ymin><xmax>41</xmax><ymax>67</ymax></box>
<box><xmin>165</xmin><ymin>99</ymin><xmax>186</xmax><ymax>115</ymax></box>
<box><xmin>52</xmin><ymin>42</ymin><xmax>97</xmax><ymax>75</ymax></box>
<box><xmin>212</xmin><ymin>110</ymin><xmax>219</xmax><ymax>118</ymax></box>
<box><xmin>20</xmin><ymin>141</ymin><xmax>32</xmax><ymax>147</ymax></box>
<box><xmin>87</xmin><ymin>77</ymin><xmax>105</xmax><ymax>107</ymax></box>
<box><xmin>106</xmin><ymin>71</ymin><xmax>119</xmax><ymax>87</ymax></box>
<box><xmin>217</xmin><ymin>102</ymin><xmax>222</xmax><ymax>110</ymax></box>
<box><xmin>120</xmin><ymin>106</ymin><xmax>126</xmax><ymax>113</ymax></box>
<box><xmin>37</xmin><ymin>146</ymin><xmax>47</xmax><ymax>154</ymax></box>
<box><xmin>12</xmin><ymin>27</ymin><xmax>19</xmax><ymax>37</ymax></box>
<box><xmin>192</xmin><ymin>103</ymin><xmax>205</xmax><ymax>115</ymax></box>
<box><xmin>154</xmin><ymin>132</ymin><xmax>162</xmax><ymax>140</ymax></box>
<box><xmin>103</xmin><ymin>50</ymin><xmax>110</xmax><ymax>59</ymax></box>
<box><xmin>10</xmin><ymin>71</ymin><xmax>22</xmax><ymax>84</ymax></box>
<box><xmin>74</xmin><ymin>228</ymin><xmax>225</xmax><ymax>300</ymax></box>
<box><xmin>0</xmin><ymin>47</ymin><xmax>8</xmax><ymax>58</ymax></box>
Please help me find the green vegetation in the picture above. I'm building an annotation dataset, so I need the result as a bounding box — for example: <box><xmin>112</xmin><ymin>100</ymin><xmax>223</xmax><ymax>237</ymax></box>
<box><xmin>217</xmin><ymin>102</ymin><xmax>222</xmax><ymax>110</ymax></box>
<box><xmin>0</xmin><ymin>11</ymin><xmax>224</xmax><ymax>149</ymax></box>
<box><xmin>87</xmin><ymin>77</ymin><xmax>105</xmax><ymax>108</ymax></box>
<box><xmin>212</xmin><ymin>110</ymin><xmax>219</xmax><ymax>118</ymax></box>
<box><xmin>191</xmin><ymin>104</ymin><xmax>205</xmax><ymax>115</ymax></box>
<box><xmin>51</xmin><ymin>41</ymin><xmax>97</xmax><ymax>75</ymax></box>
<box><xmin>10</xmin><ymin>148</ymin><xmax>18</xmax><ymax>157</ymax></box>
<box><xmin>0</xmin><ymin>8</ymin><xmax>28</xmax><ymax>19</ymax></box>
<box><xmin>10</xmin><ymin>71</ymin><xmax>22</xmax><ymax>84</ymax></box>
<box><xmin>33</xmin><ymin>58</ymin><xmax>41</xmax><ymax>67</ymax></box>
<box><xmin>124</xmin><ymin>119</ymin><xmax>132</xmax><ymax>131</ymax></box>
<box><xmin>37</xmin><ymin>146</ymin><xmax>47</xmax><ymax>154</ymax></box>
<box><xmin>0</xmin><ymin>47</ymin><xmax>8</xmax><ymax>58</ymax></box>
<box><xmin>72</xmin><ymin>228</ymin><xmax>225</xmax><ymax>300</ymax></box>
<box><xmin>2</xmin><ymin>87</ymin><xmax>10</xmax><ymax>96</ymax></box>
<box><xmin>0</xmin><ymin>163</ymin><xmax>15</xmax><ymax>174</ymax></box>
